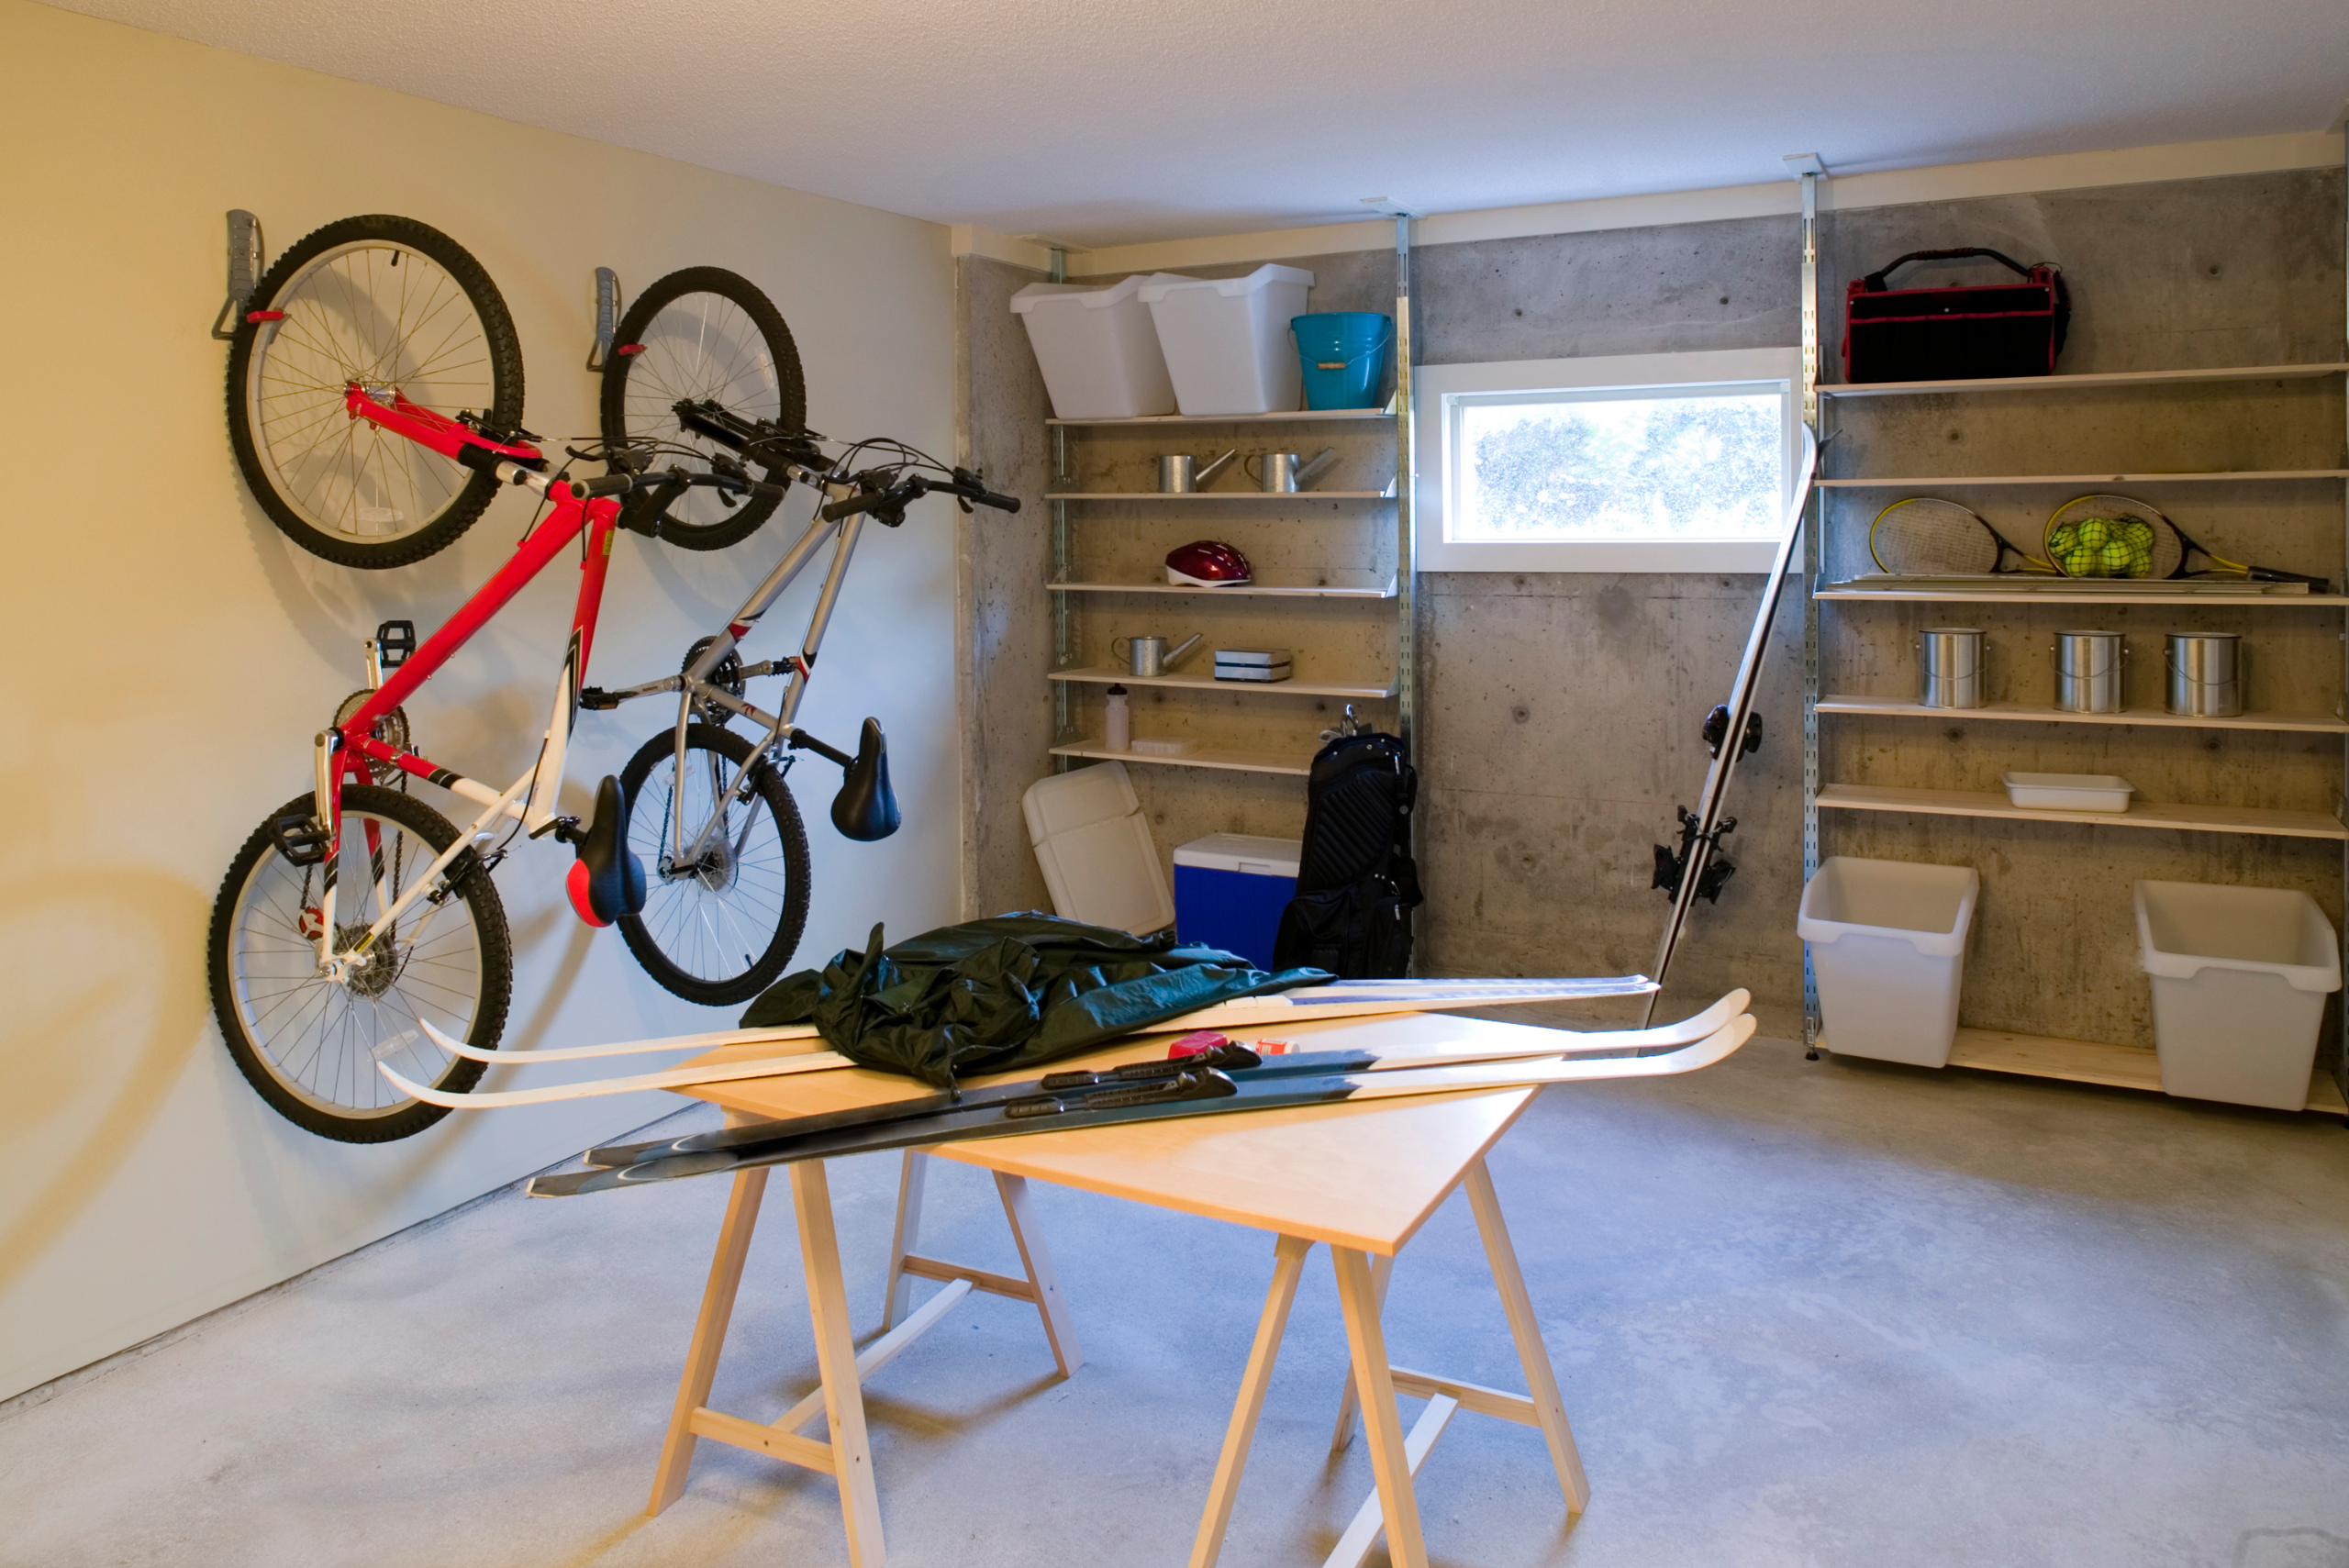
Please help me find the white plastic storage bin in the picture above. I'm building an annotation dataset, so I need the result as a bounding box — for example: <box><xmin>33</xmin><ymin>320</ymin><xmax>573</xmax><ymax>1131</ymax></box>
<box><xmin>1138</xmin><ymin>265</ymin><xmax>1315</xmax><ymax>416</ymax></box>
<box><xmin>1020</xmin><ymin>762</ymin><xmax>1174</xmax><ymax>935</ymax></box>
<box><xmin>2134</xmin><ymin>880</ymin><xmax>2340</xmax><ymax>1110</ymax></box>
<box><xmin>1798</xmin><ymin>857</ymin><xmax>1979</xmax><ymax>1068</ymax></box>
<box><xmin>1173</xmin><ymin>834</ymin><xmax>1300</xmax><ymax>970</ymax></box>
<box><xmin>1009</xmin><ymin>274</ymin><xmax>1190</xmax><ymax>419</ymax></box>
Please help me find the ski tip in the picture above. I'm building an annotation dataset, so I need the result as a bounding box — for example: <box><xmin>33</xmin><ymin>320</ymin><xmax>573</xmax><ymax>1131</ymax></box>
<box><xmin>526</xmin><ymin>1169</ymin><xmax>610</xmax><ymax>1198</ymax></box>
<box><xmin>582</xmin><ymin>1138</ymin><xmax>670</xmax><ymax>1169</ymax></box>
<box><xmin>419</xmin><ymin>1016</ymin><xmax>495</xmax><ymax>1062</ymax></box>
<box><xmin>379</xmin><ymin>1061</ymin><xmax>469</xmax><ymax>1107</ymax></box>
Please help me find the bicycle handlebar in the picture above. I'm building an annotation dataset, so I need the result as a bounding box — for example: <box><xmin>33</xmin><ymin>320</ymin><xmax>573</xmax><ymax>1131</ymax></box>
<box><xmin>819</xmin><ymin>473</ymin><xmax>1021</xmax><ymax>523</ymax></box>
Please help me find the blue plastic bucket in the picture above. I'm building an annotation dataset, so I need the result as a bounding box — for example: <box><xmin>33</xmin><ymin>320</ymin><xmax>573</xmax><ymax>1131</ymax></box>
<box><xmin>1291</xmin><ymin>312</ymin><xmax>1392</xmax><ymax>410</ymax></box>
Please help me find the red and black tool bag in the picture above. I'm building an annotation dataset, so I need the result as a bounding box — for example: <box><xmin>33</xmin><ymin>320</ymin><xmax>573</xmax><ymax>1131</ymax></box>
<box><xmin>1842</xmin><ymin>248</ymin><xmax>2070</xmax><ymax>383</ymax></box>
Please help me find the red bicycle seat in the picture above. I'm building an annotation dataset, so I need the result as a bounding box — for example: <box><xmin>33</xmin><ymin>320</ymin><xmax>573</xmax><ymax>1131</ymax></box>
<box><xmin>1165</xmin><ymin>539</ymin><xmax>1252</xmax><ymax>586</ymax></box>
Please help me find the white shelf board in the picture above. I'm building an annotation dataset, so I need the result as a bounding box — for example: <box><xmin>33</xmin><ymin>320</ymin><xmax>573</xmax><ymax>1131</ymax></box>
<box><xmin>1048</xmin><ymin>579</ymin><xmax>1397</xmax><ymax>599</ymax></box>
<box><xmin>1048</xmin><ymin>740</ymin><xmax>1310</xmax><ymax>776</ymax></box>
<box><xmin>1045</xmin><ymin>491</ymin><xmax>1393</xmax><ymax>502</ymax></box>
<box><xmin>1820</xmin><ymin>1028</ymin><xmax>2349</xmax><ymax>1114</ymax></box>
<box><xmin>1820</xmin><ymin>469</ymin><xmax>2349</xmax><ymax>488</ymax></box>
<box><xmin>1048</xmin><ymin>408</ymin><xmax>1397</xmax><ymax>428</ymax></box>
<box><xmin>1817</xmin><ymin>782</ymin><xmax>2348</xmax><ymax>840</ymax></box>
<box><xmin>1819</xmin><ymin>362</ymin><xmax>2349</xmax><ymax>398</ymax></box>
<box><xmin>1050</xmin><ymin>665</ymin><xmax>1397</xmax><ymax>700</ymax></box>
<box><xmin>1817</xmin><ymin>695</ymin><xmax>2349</xmax><ymax>733</ymax></box>
<box><xmin>1818</xmin><ymin>586</ymin><xmax>2349</xmax><ymax>606</ymax></box>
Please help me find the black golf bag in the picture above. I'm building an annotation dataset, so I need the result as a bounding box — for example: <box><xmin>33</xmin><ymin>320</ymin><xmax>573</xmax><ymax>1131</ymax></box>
<box><xmin>1271</xmin><ymin>731</ymin><xmax>1421</xmax><ymax>978</ymax></box>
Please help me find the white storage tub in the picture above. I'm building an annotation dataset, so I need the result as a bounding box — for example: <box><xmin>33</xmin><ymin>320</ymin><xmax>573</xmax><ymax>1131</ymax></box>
<box><xmin>1139</xmin><ymin>265</ymin><xmax>1315</xmax><ymax>416</ymax></box>
<box><xmin>1009</xmin><ymin>274</ymin><xmax>1191</xmax><ymax>419</ymax></box>
<box><xmin>2001</xmin><ymin>772</ymin><xmax>2133</xmax><ymax>812</ymax></box>
<box><xmin>1798</xmin><ymin>857</ymin><xmax>1980</xmax><ymax>1068</ymax></box>
<box><xmin>2134</xmin><ymin>880</ymin><xmax>2339</xmax><ymax>1110</ymax></box>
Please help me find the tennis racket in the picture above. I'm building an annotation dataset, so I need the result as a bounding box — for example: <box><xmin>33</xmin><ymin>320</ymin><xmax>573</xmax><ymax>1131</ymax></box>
<box><xmin>1869</xmin><ymin>497</ymin><xmax>2055</xmax><ymax>576</ymax></box>
<box><xmin>2043</xmin><ymin>494</ymin><xmax>2331</xmax><ymax>588</ymax></box>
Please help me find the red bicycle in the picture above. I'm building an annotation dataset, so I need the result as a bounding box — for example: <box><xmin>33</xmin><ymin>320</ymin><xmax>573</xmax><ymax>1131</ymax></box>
<box><xmin>209</xmin><ymin>325</ymin><xmax>1013</xmax><ymax>1143</ymax></box>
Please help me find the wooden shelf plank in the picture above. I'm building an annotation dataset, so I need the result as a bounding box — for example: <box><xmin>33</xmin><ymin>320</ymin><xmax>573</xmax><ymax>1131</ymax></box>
<box><xmin>1819</xmin><ymin>362</ymin><xmax>2349</xmax><ymax>398</ymax></box>
<box><xmin>1820</xmin><ymin>1028</ymin><xmax>2349</xmax><ymax>1113</ymax></box>
<box><xmin>1820</xmin><ymin>469</ymin><xmax>2349</xmax><ymax>488</ymax></box>
<box><xmin>1049</xmin><ymin>665</ymin><xmax>1397</xmax><ymax>699</ymax></box>
<box><xmin>1048</xmin><ymin>408</ymin><xmax>1397</xmax><ymax>428</ymax></box>
<box><xmin>1820</xmin><ymin>586</ymin><xmax>2349</xmax><ymax>606</ymax></box>
<box><xmin>1047</xmin><ymin>579</ymin><xmax>1397</xmax><ymax>599</ymax></box>
<box><xmin>1817</xmin><ymin>782</ymin><xmax>2349</xmax><ymax>839</ymax></box>
<box><xmin>1044</xmin><ymin>491</ymin><xmax>1393</xmax><ymax>502</ymax></box>
<box><xmin>1817</xmin><ymin>695</ymin><xmax>2349</xmax><ymax>734</ymax></box>
<box><xmin>1048</xmin><ymin>741</ymin><xmax>1311</xmax><ymax>776</ymax></box>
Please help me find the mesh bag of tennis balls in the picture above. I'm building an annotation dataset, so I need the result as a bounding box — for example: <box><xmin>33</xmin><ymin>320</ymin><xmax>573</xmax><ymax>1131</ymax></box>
<box><xmin>2047</xmin><ymin>515</ymin><xmax>2154</xmax><ymax>577</ymax></box>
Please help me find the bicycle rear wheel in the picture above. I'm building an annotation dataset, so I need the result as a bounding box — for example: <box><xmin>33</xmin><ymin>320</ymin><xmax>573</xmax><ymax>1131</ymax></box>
<box><xmin>208</xmin><ymin>786</ymin><xmax>514</xmax><ymax>1142</ymax></box>
<box><xmin>600</xmin><ymin>268</ymin><xmax>805</xmax><ymax>551</ymax></box>
<box><xmin>228</xmin><ymin>215</ymin><xmax>525</xmax><ymax>569</ymax></box>
<box><xmin>618</xmin><ymin>723</ymin><xmax>811</xmax><ymax>1005</ymax></box>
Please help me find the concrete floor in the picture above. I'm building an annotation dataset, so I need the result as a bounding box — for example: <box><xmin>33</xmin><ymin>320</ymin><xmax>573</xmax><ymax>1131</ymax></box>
<box><xmin>6</xmin><ymin>1032</ymin><xmax>2349</xmax><ymax>1568</ymax></box>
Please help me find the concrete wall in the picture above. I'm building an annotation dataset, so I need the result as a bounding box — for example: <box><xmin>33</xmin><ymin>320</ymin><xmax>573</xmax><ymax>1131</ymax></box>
<box><xmin>962</xmin><ymin>168</ymin><xmax>2346</xmax><ymax>1040</ymax></box>
<box><xmin>0</xmin><ymin>0</ymin><xmax>958</xmax><ymax>1399</ymax></box>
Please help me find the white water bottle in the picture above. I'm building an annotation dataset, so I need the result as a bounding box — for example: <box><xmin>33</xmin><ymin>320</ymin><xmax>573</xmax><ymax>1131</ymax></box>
<box><xmin>1103</xmin><ymin>684</ymin><xmax>1130</xmax><ymax>751</ymax></box>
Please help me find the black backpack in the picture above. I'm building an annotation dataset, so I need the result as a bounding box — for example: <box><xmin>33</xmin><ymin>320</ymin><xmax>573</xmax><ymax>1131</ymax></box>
<box><xmin>1272</xmin><ymin>731</ymin><xmax>1421</xmax><ymax>977</ymax></box>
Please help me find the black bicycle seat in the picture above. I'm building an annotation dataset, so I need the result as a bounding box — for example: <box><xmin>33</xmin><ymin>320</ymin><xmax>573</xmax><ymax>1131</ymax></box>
<box><xmin>830</xmin><ymin>718</ymin><xmax>901</xmax><ymax>842</ymax></box>
<box><xmin>567</xmin><ymin>774</ymin><xmax>649</xmax><ymax>926</ymax></box>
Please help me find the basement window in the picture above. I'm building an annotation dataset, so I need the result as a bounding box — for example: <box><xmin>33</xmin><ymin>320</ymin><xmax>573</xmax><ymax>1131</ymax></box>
<box><xmin>1415</xmin><ymin>348</ymin><xmax>1802</xmax><ymax>573</ymax></box>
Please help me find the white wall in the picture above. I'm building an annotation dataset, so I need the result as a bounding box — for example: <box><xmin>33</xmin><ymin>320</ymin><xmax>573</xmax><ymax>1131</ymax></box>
<box><xmin>0</xmin><ymin>0</ymin><xmax>959</xmax><ymax>1399</ymax></box>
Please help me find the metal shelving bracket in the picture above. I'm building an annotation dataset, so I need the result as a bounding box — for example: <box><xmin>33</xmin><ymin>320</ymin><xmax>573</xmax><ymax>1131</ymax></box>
<box><xmin>208</xmin><ymin>209</ymin><xmax>263</xmax><ymax>340</ymax></box>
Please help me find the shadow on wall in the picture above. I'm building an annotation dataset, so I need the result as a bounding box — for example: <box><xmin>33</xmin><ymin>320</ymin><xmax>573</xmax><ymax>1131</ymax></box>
<box><xmin>0</xmin><ymin>868</ymin><xmax>207</xmax><ymax>1298</ymax></box>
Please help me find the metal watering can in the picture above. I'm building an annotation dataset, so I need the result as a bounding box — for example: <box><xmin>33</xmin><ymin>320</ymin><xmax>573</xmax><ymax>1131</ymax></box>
<box><xmin>1157</xmin><ymin>450</ymin><xmax>1239</xmax><ymax>493</ymax></box>
<box><xmin>1246</xmin><ymin>447</ymin><xmax>1339</xmax><ymax>493</ymax></box>
<box><xmin>1113</xmin><ymin>633</ymin><xmax>1204</xmax><ymax>677</ymax></box>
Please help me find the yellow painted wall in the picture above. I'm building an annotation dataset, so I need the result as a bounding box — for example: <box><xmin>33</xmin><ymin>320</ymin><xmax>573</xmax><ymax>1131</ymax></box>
<box><xmin>0</xmin><ymin>0</ymin><xmax>960</xmax><ymax>1398</ymax></box>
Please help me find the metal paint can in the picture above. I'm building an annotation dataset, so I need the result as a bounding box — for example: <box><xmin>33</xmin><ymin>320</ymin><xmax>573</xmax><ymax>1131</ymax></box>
<box><xmin>1919</xmin><ymin>628</ymin><xmax>1986</xmax><ymax>709</ymax></box>
<box><xmin>2052</xmin><ymin>630</ymin><xmax>2126</xmax><ymax>714</ymax></box>
<box><xmin>2165</xmin><ymin>632</ymin><xmax>2243</xmax><ymax>717</ymax></box>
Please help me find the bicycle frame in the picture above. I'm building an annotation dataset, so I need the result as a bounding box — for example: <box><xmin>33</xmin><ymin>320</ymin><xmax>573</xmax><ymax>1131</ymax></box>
<box><xmin>306</xmin><ymin>388</ymin><xmax>623</xmax><ymax>976</ymax></box>
<box><xmin>587</xmin><ymin>499</ymin><xmax>873</xmax><ymax>863</ymax></box>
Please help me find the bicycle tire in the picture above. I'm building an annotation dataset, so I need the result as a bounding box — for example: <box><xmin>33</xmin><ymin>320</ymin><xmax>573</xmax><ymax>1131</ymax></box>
<box><xmin>600</xmin><ymin>268</ymin><xmax>806</xmax><ymax>551</ymax></box>
<box><xmin>618</xmin><ymin>723</ymin><xmax>812</xmax><ymax>1005</ymax></box>
<box><xmin>208</xmin><ymin>785</ymin><xmax>514</xmax><ymax>1142</ymax></box>
<box><xmin>227</xmin><ymin>215</ymin><xmax>525</xmax><ymax>570</ymax></box>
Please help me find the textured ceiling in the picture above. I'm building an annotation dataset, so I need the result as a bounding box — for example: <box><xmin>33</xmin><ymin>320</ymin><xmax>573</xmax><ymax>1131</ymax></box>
<box><xmin>50</xmin><ymin>0</ymin><xmax>2349</xmax><ymax>247</ymax></box>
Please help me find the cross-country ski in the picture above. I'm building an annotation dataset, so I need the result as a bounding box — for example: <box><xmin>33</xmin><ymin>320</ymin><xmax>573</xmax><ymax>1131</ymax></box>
<box><xmin>525</xmin><ymin>1016</ymin><xmax>1756</xmax><ymax>1197</ymax></box>
<box><xmin>580</xmin><ymin>989</ymin><xmax>1753</xmax><ymax>1169</ymax></box>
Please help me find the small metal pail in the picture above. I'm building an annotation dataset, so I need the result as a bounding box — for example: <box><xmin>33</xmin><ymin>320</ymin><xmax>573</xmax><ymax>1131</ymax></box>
<box><xmin>2165</xmin><ymin>632</ymin><xmax>2243</xmax><ymax>717</ymax></box>
<box><xmin>1919</xmin><ymin>628</ymin><xmax>1986</xmax><ymax>709</ymax></box>
<box><xmin>2053</xmin><ymin>630</ymin><xmax>2125</xmax><ymax>714</ymax></box>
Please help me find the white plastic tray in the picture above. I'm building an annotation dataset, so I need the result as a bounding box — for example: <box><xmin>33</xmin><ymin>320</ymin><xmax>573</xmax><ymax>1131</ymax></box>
<box><xmin>2000</xmin><ymin>772</ymin><xmax>2134</xmax><ymax>812</ymax></box>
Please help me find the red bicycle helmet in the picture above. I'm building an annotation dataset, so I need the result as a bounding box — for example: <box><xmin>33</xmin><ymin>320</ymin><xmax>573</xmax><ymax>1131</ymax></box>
<box><xmin>1165</xmin><ymin>539</ymin><xmax>1252</xmax><ymax>586</ymax></box>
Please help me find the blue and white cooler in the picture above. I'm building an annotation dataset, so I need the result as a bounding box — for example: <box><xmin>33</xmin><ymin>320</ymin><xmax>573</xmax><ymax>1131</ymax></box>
<box><xmin>1173</xmin><ymin>833</ymin><xmax>1301</xmax><ymax>970</ymax></box>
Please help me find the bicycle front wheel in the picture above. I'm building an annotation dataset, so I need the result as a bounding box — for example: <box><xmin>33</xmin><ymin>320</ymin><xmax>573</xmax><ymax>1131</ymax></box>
<box><xmin>618</xmin><ymin>723</ymin><xmax>811</xmax><ymax>1006</ymax></box>
<box><xmin>600</xmin><ymin>268</ymin><xmax>805</xmax><ymax>551</ymax></box>
<box><xmin>228</xmin><ymin>215</ymin><xmax>525</xmax><ymax>569</ymax></box>
<box><xmin>208</xmin><ymin>786</ymin><xmax>514</xmax><ymax>1142</ymax></box>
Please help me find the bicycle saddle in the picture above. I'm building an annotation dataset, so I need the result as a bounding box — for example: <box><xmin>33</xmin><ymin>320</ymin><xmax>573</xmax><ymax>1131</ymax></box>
<box><xmin>830</xmin><ymin>718</ymin><xmax>901</xmax><ymax>842</ymax></box>
<box><xmin>567</xmin><ymin>774</ymin><xmax>649</xmax><ymax>927</ymax></box>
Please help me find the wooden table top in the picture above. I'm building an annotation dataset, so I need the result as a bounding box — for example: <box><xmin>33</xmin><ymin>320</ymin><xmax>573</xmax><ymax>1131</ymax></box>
<box><xmin>684</xmin><ymin>1011</ymin><xmax>1564</xmax><ymax>1255</ymax></box>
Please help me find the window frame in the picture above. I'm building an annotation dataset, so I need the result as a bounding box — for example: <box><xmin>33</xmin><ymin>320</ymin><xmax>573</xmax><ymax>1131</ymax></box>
<box><xmin>1413</xmin><ymin>347</ymin><xmax>1803</xmax><ymax>573</ymax></box>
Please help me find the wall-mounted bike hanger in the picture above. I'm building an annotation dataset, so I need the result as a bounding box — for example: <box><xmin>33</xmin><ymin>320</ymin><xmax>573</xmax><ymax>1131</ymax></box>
<box><xmin>584</xmin><ymin>266</ymin><xmax>621</xmax><ymax>371</ymax></box>
<box><xmin>207</xmin><ymin>209</ymin><xmax>263</xmax><ymax>340</ymax></box>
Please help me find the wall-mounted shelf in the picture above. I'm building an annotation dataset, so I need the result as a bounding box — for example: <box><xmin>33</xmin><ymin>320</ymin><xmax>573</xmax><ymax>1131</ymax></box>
<box><xmin>1819</xmin><ymin>362</ymin><xmax>2349</xmax><ymax>398</ymax></box>
<box><xmin>1047</xmin><ymin>579</ymin><xmax>1397</xmax><ymax>599</ymax></box>
<box><xmin>1817</xmin><ymin>783</ymin><xmax>2349</xmax><ymax>840</ymax></box>
<box><xmin>1819</xmin><ymin>469</ymin><xmax>2349</xmax><ymax>488</ymax></box>
<box><xmin>1817</xmin><ymin>695</ymin><xmax>2349</xmax><ymax>733</ymax></box>
<box><xmin>1044</xmin><ymin>491</ymin><xmax>1394</xmax><ymax>502</ymax></box>
<box><xmin>1821</xmin><ymin>1028</ymin><xmax>2349</xmax><ymax>1113</ymax></box>
<box><xmin>1047</xmin><ymin>740</ymin><xmax>1311</xmax><ymax>776</ymax></box>
<box><xmin>1051</xmin><ymin>666</ymin><xmax>1397</xmax><ymax>700</ymax></box>
<box><xmin>1048</xmin><ymin>408</ymin><xmax>1397</xmax><ymax>428</ymax></box>
<box><xmin>1819</xmin><ymin>586</ymin><xmax>2349</xmax><ymax>606</ymax></box>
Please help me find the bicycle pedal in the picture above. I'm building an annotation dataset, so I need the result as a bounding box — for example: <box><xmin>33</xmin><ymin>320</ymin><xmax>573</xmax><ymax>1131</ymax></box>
<box><xmin>271</xmin><ymin>813</ymin><xmax>330</xmax><ymax>867</ymax></box>
<box><xmin>577</xmin><ymin>686</ymin><xmax>621</xmax><ymax>711</ymax></box>
<box><xmin>374</xmin><ymin>619</ymin><xmax>417</xmax><ymax>670</ymax></box>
